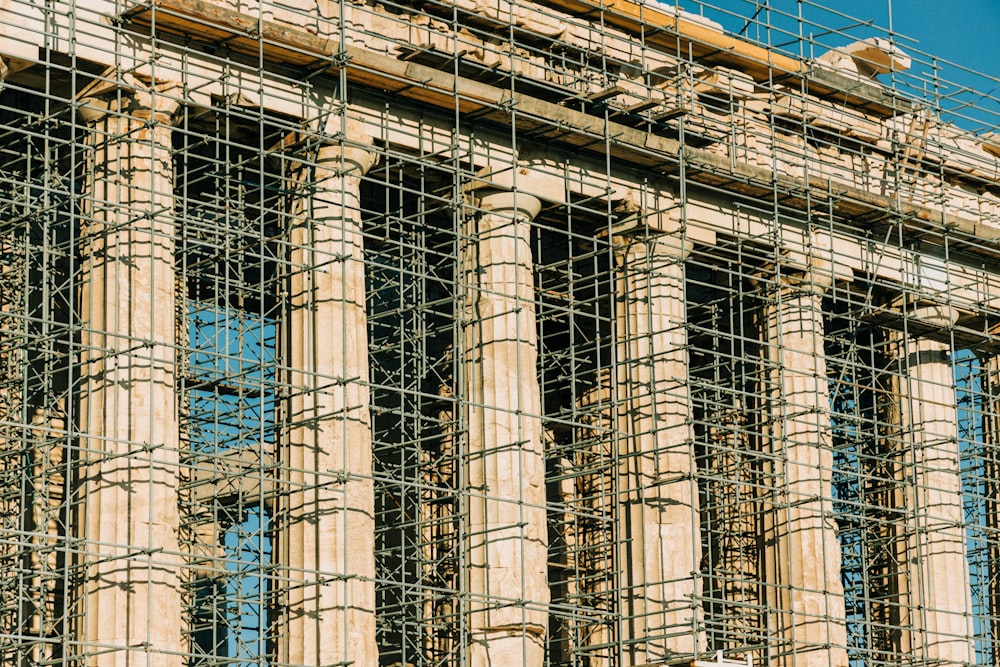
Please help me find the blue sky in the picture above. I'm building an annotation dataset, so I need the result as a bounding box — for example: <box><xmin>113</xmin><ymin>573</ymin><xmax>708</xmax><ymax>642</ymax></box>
<box><xmin>686</xmin><ymin>0</ymin><xmax>1000</xmax><ymax>131</ymax></box>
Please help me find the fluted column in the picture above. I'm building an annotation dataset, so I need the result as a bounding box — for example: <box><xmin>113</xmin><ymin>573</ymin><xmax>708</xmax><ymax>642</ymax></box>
<box><xmin>75</xmin><ymin>76</ymin><xmax>184</xmax><ymax>667</ymax></box>
<box><xmin>762</xmin><ymin>267</ymin><xmax>848</xmax><ymax>667</ymax></box>
<box><xmin>614</xmin><ymin>230</ymin><xmax>701</xmax><ymax>663</ymax></box>
<box><xmin>892</xmin><ymin>305</ymin><xmax>973</xmax><ymax>665</ymax></box>
<box><xmin>281</xmin><ymin>136</ymin><xmax>378</xmax><ymax>666</ymax></box>
<box><xmin>462</xmin><ymin>188</ymin><xmax>548</xmax><ymax>666</ymax></box>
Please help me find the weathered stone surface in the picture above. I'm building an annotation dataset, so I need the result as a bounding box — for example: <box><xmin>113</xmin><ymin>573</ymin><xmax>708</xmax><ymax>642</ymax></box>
<box><xmin>891</xmin><ymin>305</ymin><xmax>973</xmax><ymax>665</ymax></box>
<box><xmin>280</xmin><ymin>133</ymin><xmax>379</xmax><ymax>667</ymax></box>
<box><xmin>984</xmin><ymin>354</ymin><xmax>1000</xmax><ymax>658</ymax></box>
<box><xmin>762</xmin><ymin>252</ymin><xmax>848</xmax><ymax>667</ymax></box>
<box><xmin>463</xmin><ymin>189</ymin><xmax>548</xmax><ymax>667</ymax></box>
<box><xmin>75</xmin><ymin>75</ymin><xmax>185</xmax><ymax>667</ymax></box>
<box><xmin>614</xmin><ymin>231</ymin><xmax>702</xmax><ymax>663</ymax></box>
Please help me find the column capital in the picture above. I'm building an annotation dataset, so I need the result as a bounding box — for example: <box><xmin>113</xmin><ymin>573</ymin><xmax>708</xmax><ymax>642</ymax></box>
<box><xmin>771</xmin><ymin>228</ymin><xmax>838</xmax><ymax>295</ymax></box>
<box><xmin>271</xmin><ymin>123</ymin><xmax>379</xmax><ymax>178</ymax></box>
<box><xmin>476</xmin><ymin>189</ymin><xmax>543</xmax><ymax>221</ymax></box>
<box><xmin>612</xmin><ymin>232</ymin><xmax>692</xmax><ymax>262</ymax></box>
<box><xmin>466</xmin><ymin>164</ymin><xmax>562</xmax><ymax>213</ymax></box>
<box><xmin>315</xmin><ymin>142</ymin><xmax>378</xmax><ymax>178</ymax></box>
<box><xmin>903</xmin><ymin>302</ymin><xmax>959</xmax><ymax>328</ymax></box>
<box><xmin>76</xmin><ymin>71</ymin><xmax>182</xmax><ymax>125</ymax></box>
<box><xmin>607</xmin><ymin>212</ymin><xmax>691</xmax><ymax>260</ymax></box>
<box><xmin>777</xmin><ymin>267</ymin><xmax>834</xmax><ymax>296</ymax></box>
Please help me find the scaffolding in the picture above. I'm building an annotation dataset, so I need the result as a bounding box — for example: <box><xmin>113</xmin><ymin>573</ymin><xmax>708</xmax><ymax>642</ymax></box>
<box><xmin>0</xmin><ymin>0</ymin><xmax>999</xmax><ymax>665</ymax></box>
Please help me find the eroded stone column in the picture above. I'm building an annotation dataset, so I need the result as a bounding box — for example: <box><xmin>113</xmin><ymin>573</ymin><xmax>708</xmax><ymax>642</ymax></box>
<box><xmin>462</xmin><ymin>188</ymin><xmax>548</xmax><ymax>666</ymax></box>
<box><xmin>422</xmin><ymin>375</ymin><xmax>459</xmax><ymax>662</ymax></box>
<box><xmin>575</xmin><ymin>373</ymin><xmax>615</xmax><ymax>667</ymax></box>
<box><xmin>22</xmin><ymin>404</ymin><xmax>68</xmax><ymax>666</ymax></box>
<box><xmin>892</xmin><ymin>305</ymin><xmax>973</xmax><ymax>665</ymax></box>
<box><xmin>613</xmin><ymin>229</ymin><xmax>701</xmax><ymax>663</ymax></box>
<box><xmin>0</xmin><ymin>53</ymin><xmax>24</xmax><ymax>664</ymax></box>
<box><xmin>75</xmin><ymin>76</ymin><xmax>184</xmax><ymax>667</ymax></box>
<box><xmin>762</xmin><ymin>266</ymin><xmax>848</xmax><ymax>667</ymax></box>
<box><xmin>984</xmin><ymin>353</ymin><xmax>1000</xmax><ymax>667</ymax></box>
<box><xmin>281</xmin><ymin>136</ymin><xmax>378</xmax><ymax>666</ymax></box>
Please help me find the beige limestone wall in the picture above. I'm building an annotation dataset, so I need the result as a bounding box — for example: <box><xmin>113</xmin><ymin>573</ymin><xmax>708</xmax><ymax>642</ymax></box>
<box><xmin>74</xmin><ymin>76</ymin><xmax>184</xmax><ymax>667</ymax></box>
<box><xmin>279</xmin><ymin>138</ymin><xmax>378</xmax><ymax>667</ymax></box>
<box><xmin>462</xmin><ymin>189</ymin><xmax>548</xmax><ymax>667</ymax></box>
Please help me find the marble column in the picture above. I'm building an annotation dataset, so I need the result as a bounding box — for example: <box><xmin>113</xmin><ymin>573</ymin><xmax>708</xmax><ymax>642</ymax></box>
<box><xmin>613</xmin><ymin>230</ymin><xmax>702</xmax><ymax>663</ymax></box>
<box><xmin>462</xmin><ymin>188</ymin><xmax>548</xmax><ymax>666</ymax></box>
<box><xmin>422</xmin><ymin>377</ymin><xmax>459</xmax><ymax>662</ymax></box>
<box><xmin>75</xmin><ymin>77</ymin><xmax>184</xmax><ymax>667</ymax></box>
<box><xmin>0</xmin><ymin>53</ymin><xmax>22</xmax><ymax>661</ymax></box>
<box><xmin>984</xmin><ymin>353</ymin><xmax>1000</xmax><ymax>667</ymax></box>
<box><xmin>892</xmin><ymin>305</ymin><xmax>973</xmax><ymax>665</ymax></box>
<box><xmin>575</xmin><ymin>373</ymin><xmax>615</xmax><ymax>667</ymax></box>
<box><xmin>762</xmin><ymin>267</ymin><xmax>848</xmax><ymax>667</ymax></box>
<box><xmin>0</xmin><ymin>58</ymin><xmax>69</xmax><ymax>666</ymax></box>
<box><xmin>281</xmin><ymin>138</ymin><xmax>378</xmax><ymax>667</ymax></box>
<box><xmin>23</xmin><ymin>403</ymin><xmax>67</xmax><ymax>665</ymax></box>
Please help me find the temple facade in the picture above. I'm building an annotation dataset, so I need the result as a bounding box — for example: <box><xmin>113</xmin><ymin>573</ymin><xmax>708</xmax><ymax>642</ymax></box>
<box><xmin>1</xmin><ymin>0</ymin><xmax>999</xmax><ymax>665</ymax></box>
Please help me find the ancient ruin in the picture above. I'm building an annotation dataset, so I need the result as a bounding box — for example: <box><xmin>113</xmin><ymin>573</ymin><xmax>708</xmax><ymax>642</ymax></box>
<box><xmin>1</xmin><ymin>0</ymin><xmax>999</xmax><ymax>665</ymax></box>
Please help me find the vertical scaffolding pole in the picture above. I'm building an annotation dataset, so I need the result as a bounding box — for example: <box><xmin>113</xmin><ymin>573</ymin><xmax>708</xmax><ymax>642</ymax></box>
<box><xmin>74</xmin><ymin>74</ymin><xmax>184</xmax><ymax>667</ymax></box>
<box><xmin>280</xmin><ymin>134</ymin><xmax>379</xmax><ymax>666</ymax></box>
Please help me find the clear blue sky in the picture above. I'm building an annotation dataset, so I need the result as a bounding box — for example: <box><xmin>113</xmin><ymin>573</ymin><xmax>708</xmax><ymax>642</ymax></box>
<box><xmin>685</xmin><ymin>0</ymin><xmax>1000</xmax><ymax>130</ymax></box>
